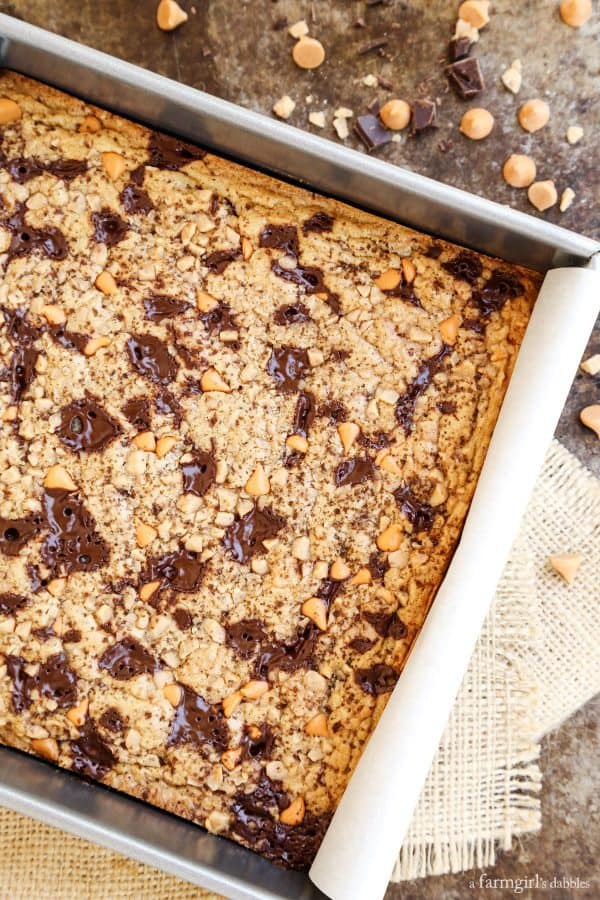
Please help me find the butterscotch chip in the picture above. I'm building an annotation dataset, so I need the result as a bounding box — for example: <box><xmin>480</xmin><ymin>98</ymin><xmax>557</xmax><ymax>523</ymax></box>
<box><xmin>375</xmin><ymin>268</ymin><xmax>402</xmax><ymax>291</ymax></box>
<box><xmin>502</xmin><ymin>154</ymin><xmax>537</xmax><ymax>188</ymax></box>
<box><xmin>80</xmin><ymin>114</ymin><xmax>101</xmax><ymax>133</ymax></box>
<box><xmin>288</xmin><ymin>20</ymin><xmax>309</xmax><ymax>39</ymax></box>
<box><xmin>305</xmin><ymin>713</ymin><xmax>329</xmax><ymax>737</ymax></box>
<box><xmin>286</xmin><ymin>434</ymin><xmax>308</xmax><ymax>453</ymax></box>
<box><xmin>377</xmin><ymin>524</ymin><xmax>403</xmax><ymax>552</ymax></box>
<box><xmin>458</xmin><ymin>0</ymin><xmax>490</xmax><ymax>28</ymax></box>
<box><xmin>527</xmin><ymin>180</ymin><xmax>557</xmax><ymax>211</ymax></box>
<box><xmin>44</xmin><ymin>464</ymin><xmax>77</xmax><ymax>492</ymax></box>
<box><xmin>67</xmin><ymin>699</ymin><xmax>89</xmax><ymax>727</ymax></box>
<box><xmin>222</xmin><ymin>690</ymin><xmax>243</xmax><ymax>718</ymax></box>
<box><xmin>240</xmin><ymin>680</ymin><xmax>269</xmax><ymax>700</ymax></box>
<box><xmin>292</xmin><ymin>37</ymin><xmax>326</xmax><ymax>70</ymax></box>
<box><xmin>47</xmin><ymin>578</ymin><xmax>66</xmax><ymax>598</ymax></box>
<box><xmin>337</xmin><ymin>422</ymin><xmax>360</xmax><ymax>454</ymax></box>
<box><xmin>518</xmin><ymin>99</ymin><xmax>550</xmax><ymax>133</ymax></box>
<box><xmin>439</xmin><ymin>314</ymin><xmax>461</xmax><ymax>344</ymax></box>
<box><xmin>379</xmin><ymin>99</ymin><xmax>411</xmax><ymax>131</ymax></box>
<box><xmin>132</xmin><ymin>431</ymin><xmax>156</xmax><ymax>452</ymax></box>
<box><xmin>501</xmin><ymin>60</ymin><xmax>522</xmax><ymax>94</ymax></box>
<box><xmin>330</xmin><ymin>557</ymin><xmax>351</xmax><ymax>581</ymax></box>
<box><xmin>201</xmin><ymin>368</ymin><xmax>231</xmax><ymax>393</ymax></box>
<box><xmin>301</xmin><ymin>597</ymin><xmax>328</xmax><ymax>631</ymax></box>
<box><xmin>280</xmin><ymin>796</ymin><xmax>305</xmax><ymax>826</ymax></box>
<box><xmin>0</xmin><ymin>98</ymin><xmax>21</xmax><ymax>124</ymax></box>
<box><xmin>559</xmin><ymin>0</ymin><xmax>592</xmax><ymax>27</ymax></box>
<box><xmin>95</xmin><ymin>271</ymin><xmax>118</xmax><ymax>295</ymax></box>
<box><xmin>549</xmin><ymin>553</ymin><xmax>583</xmax><ymax>584</ymax></box>
<box><xmin>156</xmin><ymin>0</ymin><xmax>188</xmax><ymax>31</ymax></box>
<box><xmin>221</xmin><ymin>748</ymin><xmax>243</xmax><ymax>771</ymax></box>
<box><xmin>41</xmin><ymin>304</ymin><xmax>66</xmax><ymax>326</ymax></box>
<box><xmin>580</xmin><ymin>404</ymin><xmax>600</xmax><ymax>437</ymax></box>
<box><xmin>31</xmin><ymin>738</ymin><xmax>59</xmax><ymax>762</ymax></box>
<box><xmin>401</xmin><ymin>258</ymin><xmax>416</xmax><ymax>283</ymax></box>
<box><xmin>84</xmin><ymin>336</ymin><xmax>111</xmax><ymax>356</ymax></box>
<box><xmin>140</xmin><ymin>581</ymin><xmax>160</xmax><ymax>602</ymax></box>
<box><xmin>156</xmin><ymin>434</ymin><xmax>178</xmax><ymax>458</ymax></box>
<box><xmin>101</xmin><ymin>151</ymin><xmax>126</xmax><ymax>181</ymax></box>
<box><xmin>245</xmin><ymin>463</ymin><xmax>270</xmax><ymax>497</ymax></box>
<box><xmin>459</xmin><ymin>108</ymin><xmax>494</xmax><ymax>140</ymax></box>
<box><xmin>350</xmin><ymin>567</ymin><xmax>372</xmax><ymax>586</ymax></box>
<box><xmin>136</xmin><ymin>520</ymin><xmax>158</xmax><ymax>548</ymax></box>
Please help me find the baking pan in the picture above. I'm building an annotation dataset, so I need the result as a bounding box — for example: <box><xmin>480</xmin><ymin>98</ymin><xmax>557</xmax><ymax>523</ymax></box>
<box><xmin>0</xmin><ymin>13</ymin><xmax>598</xmax><ymax>900</ymax></box>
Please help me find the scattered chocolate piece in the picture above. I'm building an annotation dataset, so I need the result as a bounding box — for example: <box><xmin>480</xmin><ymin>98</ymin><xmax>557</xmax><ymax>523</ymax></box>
<box><xmin>145</xmin><ymin>548</ymin><xmax>204</xmax><ymax>592</ymax></box>
<box><xmin>144</xmin><ymin>294</ymin><xmax>190</xmax><ymax>321</ymax></box>
<box><xmin>395</xmin><ymin>344</ymin><xmax>451</xmax><ymax>433</ymax></box>
<box><xmin>259</xmin><ymin>224</ymin><xmax>299</xmax><ymax>258</ymax></box>
<box><xmin>0</xmin><ymin>515</ymin><xmax>42</xmax><ymax>556</ymax></box>
<box><xmin>167</xmin><ymin>684</ymin><xmax>228</xmax><ymax>751</ymax></box>
<box><xmin>358</xmin><ymin>38</ymin><xmax>389</xmax><ymax>55</ymax></box>
<box><xmin>410</xmin><ymin>100</ymin><xmax>438</xmax><ymax>134</ymax></box>
<box><xmin>99</xmin><ymin>637</ymin><xmax>156</xmax><ymax>680</ymax></box>
<box><xmin>273</xmin><ymin>302</ymin><xmax>311</xmax><ymax>326</ymax></box>
<box><xmin>302</xmin><ymin>212</ymin><xmax>334</xmax><ymax>234</ymax></box>
<box><xmin>120</xmin><ymin>182</ymin><xmax>154</xmax><ymax>215</ymax></box>
<box><xmin>354</xmin><ymin>662</ymin><xmax>398</xmax><ymax>695</ymax></box>
<box><xmin>446</xmin><ymin>58</ymin><xmax>485</xmax><ymax>99</ymax></box>
<box><xmin>147</xmin><ymin>132</ymin><xmax>205</xmax><ymax>170</ymax></box>
<box><xmin>442</xmin><ymin>251</ymin><xmax>483</xmax><ymax>285</ymax></box>
<box><xmin>354</xmin><ymin>114</ymin><xmax>392</xmax><ymax>151</ymax></box>
<box><xmin>126</xmin><ymin>334</ymin><xmax>179</xmax><ymax>384</ymax></box>
<box><xmin>181</xmin><ymin>451</ymin><xmax>216</xmax><ymax>497</ymax></box>
<box><xmin>225</xmin><ymin>619</ymin><xmax>268</xmax><ymax>659</ymax></box>
<box><xmin>266</xmin><ymin>346</ymin><xmax>310</xmax><ymax>392</ymax></box>
<box><xmin>205</xmin><ymin>248</ymin><xmax>242</xmax><ymax>274</ymax></box>
<box><xmin>448</xmin><ymin>37</ymin><xmax>472</xmax><ymax>62</ymax></box>
<box><xmin>91</xmin><ymin>208</ymin><xmax>128</xmax><ymax>246</ymax></box>
<box><xmin>0</xmin><ymin>592</ymin><xmax>27</xmax><ymax>615</ymax></box>
<box><xmin>223</xmin><ymin>506</ymin><xmax>285</xmax><ymax>564</ymax></box>
<box><xmin>394</xmin><ymin>483</ymin><xmax>438</xmax><ymax>532</ymax></box>
<box><xmin>41</xmin><ymin>489</ymin><xmax>109</xmax><ymax>576</ymax></box>
<box><xmin>334</xmin><ymin>456</ymin><xmax>376</xmax><ymax>488</ymax></box>
<box><xmin>71</xmin><ymin>720</ymin><xmax>116</xmax><ymax>780</ymax></box>
<box><xmin>58</xmin><ymin>397</ymin><xmax>121</xmax><ymax>452</ymax></box>
<box><xmin>99</xmin><ymin>707</ymin><xmax>124</xmax><ymax>733</ymax></box>
<box><xmin>121</xmin><ymin>397</ymin><xmax>151</xmax><ymax>430</ymax></box>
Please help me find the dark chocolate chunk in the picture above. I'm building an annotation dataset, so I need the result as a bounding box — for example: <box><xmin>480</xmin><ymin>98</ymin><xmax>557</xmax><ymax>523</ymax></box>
<box><xmin>348</xmin><ymin>636</ymin><xmax>377</xmax><ymax>654</ymax></box>
<box><xmin>99</xmin><ymin>707</ymin><xmax>124</xmax><ymax>733</ymax></box>
<box><xmin>259</xmin><ymin>224</ymin><xmax>299</xmax><ymax>258</ymax></box>
<box><xmin>266</xmin><ymin>346</ymin><xmax>310</xmax><ymax>392</ymax></box>
<box><xmin>354</xmin><ymin>662</ymin><xmax>398</xmax><ymax>695</ymax></box>
<box><xmin>446</xmin><ymin>57</ymin><xmax>485</xmax><ymax>98</ymax></box>
<box><xmin>474</xmin><ymin>270</ymin><xmax>524</xmax><ymax>317</ymax></box>
<box><xmin>241</xmin><ymin>722</ymin><xmax>275</xmax><ymax>760</ymax></box>
<box><xmin>45</xmin><ymin>159</ymin><xmax>87</xmax><ymax>181</ymax></box>
<box><xmin>363</xmin><ymin>609</ymin><xmax>407</xmax><ymax>639</ymax></box>
<box><xmin>442</xmin><ymin>251</ymin><xmax>483</xmax><ymax>285</ymax></box>
<box><xmin>32</xmin><ymin>625</ymin><xmax>55</xmax><ymax>642</ymax></box>
<box><xmin>358</xmin><ymin>430</ymin><xmax>390</xmax><ymax>451</ymax></box>
<box><xmin>0</xmin><ymin>592</ymin><xmax>27</xmax><ymax>615</ymax></box>
<box><xmin>368</xmin><ymin>551</ymin><xmax>389</xmax><ymax>582</ymax></box>
<box><xmin>302</xmin><ymin>212</ymin><xmax>334</xmax><ymax>234</ymax></box>
<box><xmin>395</xmin><ymin>344</ymin><xmax>451</xmax><ymax>434</ymax></box>
<box><xmin>271</xmin><ymin>260</ymin><xmax>327</xmax><ymax>294</ymax></box>
<box><xmin>425</xmin><ymin>243</ymin><xmax>443</xmax><ymax>259</ymax></box>
<box><xmin>121</xmin><ymin>397</ymin><xmax>151</xmax><ymax>430</ymax></box>
<box><xmin>63</xmin><ymin>628</ymin><xmax>82</xmax><ymax>644</ymax></box>
<box><xmin>167</xmin><ymin>684</ymin><xmax>228</xmax><ymax>751</ymax></box>
<box><xmin>0</xmin><ymin>514</ymin><xmax>42</xmax><ymax>556</ymax></box>
<box><xmin>41</xmin><ymin>489</ymin><xmax>109</xmax><ymax>576</ymax></box>
<box><xmin>99</xmin><ymin>637</ymin><xmax>156</xmax><ymax>680</ymax></box>
<box><xmin>6</xmin><ymin>157</ymin><xmax>43</xmax><ymax>182</ymax></box>
<box><xmin>358</xmin><ymin>37</ymin><xmax>389</xmax><ymax>55</ymax></box>
<box><xmin>394</xmin><ymin>483</ymin><xmax>438</xmax><ymax>532</ymax></box>
<box><xmin>71</xmin><ymin>720</ymin><xmax>116</xmax><ymax>780</ymax></box>
<box><xmin>438</xmin><ymin>400</ymin><xmax>457</xmax><ymax>415</ymax></box>
<box><xmin>317</xmin><ymin>578</ymin><xmax>343</xmax><ymax>610</ymax></box>
<box><xmin>225</xmin><ymin>619</ymin><xmax>268</xmax><ymax>659</ymax></box>
<box><xmin>5</xmin><ymin>656</ymin><xmax>30</xmax><ymax>712</ymax></box>
<box><xmin>9</xmin><ymin>344</ymin><xmax>39</xmax><ymax>402</ymax></box>
<box><xmin>204</xmin><ymin>248</ymin><xmax>242</xmax><ymax>274</ymax></box>
<box><xmin>49</xmin><ymin>327</ymin><xmax>89</xmax><ymax>354</ymax></box>
<box><xmin>255</xmin><ymin>624</ymin><xmax>319</xmax><ymax>680</ymax></box>
<box><xmin>91</xmin><ymin>208</ymin><xmax>128</xmax><ymax>246</ymax></box>
<box><xmin>120</xmin><ymin>182</ymin><xmax>154</xmax><ymax>215</ymax></box>
<box><xmin>6</xmin><ymin>157</ymin><xmax>86</xmax><ymax>183</ymax></box>
<box><xmin>273</xmin><ymin>302</ymin><xmax>311</xmax><ymax>326</ymax></box>
<box><xmin>181</xmin><ymin>451</ymin><xmax>216</xmax><ymax>497</ymax></box>
<box><xmin>154</xmin><ymin>388</ymin><xmax>183</xmax><ymax>423</ymax></box>
<box><xmin>199</xmin><ymin>302</ymin><xmax>237</xmax><ymax>335</ymax></box>
<box><xmin>130</xmin><ymin>165</ymin><xmax>146</xmax><ymax>185</ymax></box>
<box><xmin>145</xmin><ymin>549</ymin><xmax>204</xmax><ymax>592</ymax></box>
<box><xmin>57</xmin><ymin>397</ymin><xmax>121</xmax><ymax>452</ymax></box>
<box><xmin>334</xmin><ymin>456</ymin><xmax>376</xmax><ymax>488</ymax></box>
<box><xmin>318</xmin><ymin>400</ymin><xmax>347</xmax><ymax>423</ymax></box>
<box><xmin>411</xmin><ymin>100</ymin><xmax>438</xmax><ymax>134</ymax></box>
<box><xmin>448</xmin><ymin>36</ymin><xmax>472</xmax><ymax>62</ymax></box>
<box><xmin>3</xmin><ymin>202</ymin><xmax>68</xmax><ymax>261</ymax></box>
<box><xmin>354</xmin><ymin>114</ymin><xmax>392</xmax><ymax>151</ymax></box>
<box><xmin>143</xmin><ymin>294</ymin><xmax>190</xmax><ymax>321</ymax></box>
<box><xmin>173</xmin><ymin>607</ymin><xmax>192</xmax><ymax>631</ymax></box>
<box><xmin>148</xmin><ymin>132</ymin><xmax>206</xmax><ymax>170</ymax></box>
<box><xmin>6</xmin><ymin>651</ymin><xmax>77</xmax><ymax>711</ymax></box>
<box><xmin>223</xmin><ymin>506</ymin><xmax>285</xmax><ymax>564</ymax></box>
<box><xmin>126</xmin><ymin>334</ymin><xmax>179</xmax><ymax>384</ymax></box>
<box><xmin>293</xmin><ymin>391</ymin><xmax>316</xmax><ymax>438</ymax></box>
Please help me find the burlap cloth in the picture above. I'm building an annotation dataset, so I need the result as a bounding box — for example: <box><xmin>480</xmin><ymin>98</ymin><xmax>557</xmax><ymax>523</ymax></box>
<box><xmin>1</xmin><ymin>440</ymin><xmax>598</xmax><ymax>898</ymax></box>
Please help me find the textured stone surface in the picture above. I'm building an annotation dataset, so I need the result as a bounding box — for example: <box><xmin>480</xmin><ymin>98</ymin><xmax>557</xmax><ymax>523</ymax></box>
<box><xmin>0</xmin><ymin>0</ymin><xmax>597</xmax><ymax>894</ymax></box>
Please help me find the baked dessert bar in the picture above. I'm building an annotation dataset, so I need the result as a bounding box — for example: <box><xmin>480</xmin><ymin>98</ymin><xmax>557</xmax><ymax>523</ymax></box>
<box><xmin>0</xmin><ymin>71</ymin><xmax>541</xmax><ymax>868</ymax></box>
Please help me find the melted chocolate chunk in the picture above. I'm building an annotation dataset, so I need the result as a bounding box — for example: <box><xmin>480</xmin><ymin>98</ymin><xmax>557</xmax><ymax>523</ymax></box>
<box><xmin>63</xmin><ymin>628</ymin><xmax>82</xmax><ymax>644</ymax></box>
<box><xmin>181</xmin><ymin>451</ymin><xmax>216</xmax><ymax>497</ymax></box>
<box><xmin>259</xmin><ymin>224</ymin><xmax>300</xmax><ymax>258</ymax></box>
<box><xmin>204</xmin><ymin>248</ymin><xmax>242</xmax><ymax>274</ymax></box>
<box><xmin>368</xmin><ymin>551</ymin><xmax>389</xmax><ymax>582</ymax></box>
<box><xmin>448</xmin><ymin>36</ymin><xmax>472</xmax><ymax>62</ymax></box>
<box><xmin>71</xmin><ymin>720</ymin><xmax>116</xmax><ymax>780</ymax></box>
<box><xmin>348</xmin><ymin>636</ymin><xmax>377</xmax><ymax>654</ymax></box>
<box><xmin>293</xmin><ymin>391</ymin><xmax>316</xmax><ymax>438</ymax></box>
<box><xmin>126</xmin><ymin>334</ymin><xmax>179</xmax><ymax>384</ymax></box>
<box><xmin>266</xmin><ymin>346</ymin><xmax>310</xmax><ymax>392</ymax></box>
<box><xmin>58</xmin><ymin>397</ymin><xmax>121</xmax><ymax>452</ymax></box>
<box><xmin>438</xmin><ymin>400</ymin><xmax>457</xmax><ymax>415</ymax></box>
<box><xmin>91</xmin><ymin>208</ymin><xmax>128</xmax><ymax>246</ymax></box>
<box><xmin>9</xmin><ymin>344</ymin><xmax>39</xmax><ymax>402</ymax></box>
<box><xmin>273</xmin><ymin>302</ymin><xmax>311</xmax><ymax>326</ymax></box>
<box><xmin>154</xmin><ymin>388</ymin><xmax>183</xmax><ymax>424</ymax></box>
<box><xmin>200</xmin><ymin>302</ymin><xmax>237</xmax><ymax>334</ymax></box>
<box><xmin>5</xmin><ymin>656</ymin><xmax>30</xmax><ymax>712</ymax></box>
<box><xmin>99</xmin><ymin>637</ymin><xmax>156</xmax><ymax>680</ymax></box>
<box><xmin>325</xmin><ymin>292</ymin><xmax>342</xmax><ymax>315</ymax></box>
<box><xmin>167</xmin><ymin>684</ymin><xmax>228</xmax><ymax>751</ymax></box>
<box><xmin>271</xmin><ymin>259</ymin><xmax>327</xmax><ymax>294</ymax></box>
<box><xmin>442</xmin><ymin>251</ymin><xmax>483</xmax><ymax>285</ymax></box>
<box><xmin>121</xmin><ymin>396</ymin><xmax>151</xmax><ymax>430</ymax></box>
<box><xmin>317</xmin><ymin>578</ymin><xmax>343</xmax><ymax>610</ymax></box>
<box><xmin>241</xmin><ymin>722</ymin><xmax>275</xmax><ymax>760</ymax></box>
<box><xmin>354</xmin><ymin>662</ymin><xmax>398</xmax><ymax>695</ymax></box>
<box><xmin>474</xmin><ymin>270</ymin><xmax>524</xmax><ymax>317</ymax></box>
<box><xmin>6</xmin><ymin>157</ymin><xmax>86</xmax><ymax>183</ymax></box>
<box><xmin>6</xmin><ymin>652</ymin><xmax>77</xmax><ymax>711</ymax></box>
<box><xmin>143</xmin><ymin>294</ymin><xmax>190</xmax><ymax>321</ymax></box>
<box><xmin>255</xmin><ymin>624</ymin><xmax>318</xmax><ymax>680</ymax></box>
<box><xmin>425</xmin><ymin>243</ymin><xmax>443</xmax><ymax>259</ymax></box>
<box><xmin>145</xmin><ymin>549</ymin><xmax>204</xmax><ymax>593</ymax></box>
<box><xmin>318</xmin><ymin>400</ymin><xmax>347</xmax><ymax>423</ymax></box>
<box><xmin>121</xmin><ymin>182</ymin><xmax>154</xmax><ymax>215</ymax></box>
<box><xmin>363</xmin><ymin>609</ymin><xmax>407</xmax><ymax>639</ymax></box>
<box><xmin>303</xmin><ymin>212</ymin><xmax>334</xmax><ymax>234</ymax></box>
<box><xmin>173</xmin><ymin>607</ymin><xmax>192</xmax><ymax>631</ymax></box>
<box><xmin>7</xmin><ymin>157</ymin><xmax>43</xmax><ymax>182</ymax></box>
<box><xmin>334</xmin><ymin>456</ymin><xmax>376</xmax><ymax>487</ymax></box>
<box><xmin>148</xmin><ymin>132</ymin><xmax>206</xmax><ymax>170</ymax></box>
<box><xmin>3</xmin><ymin>202</ymin><xmax>68</xmax><ymax>261</ymax></box>
<box><xmin>99</xmin><ymin>707</ymin><xmax>124</xmax><ymax>733</ymax></box>
<box><xmin>394</xmin><ymin>483</ymin><xmax>438</xmax><ymax>532</ymax></box>
<box><xmin>32</xmin><ymin>625</ymin><xmax>55</xmax><ymax>642</ymax></box>
<box><xmin>223</xmin><ymin>506</ymin><xmax>285</xmax><ymax>564</ymax></box>
<box><xmin>45</xmin><ymin>159</ymin><xmax>88</xmax><ymax>180</ymax></box>
<box><xmin>447</xmin><ymin>57</ymin><xmax>485</xmax><ymax>98</ymax></box>
<box><xmin>41</xmin><ymin>489</ymin><xmax>109</xmax><ymax>576</ymax></box>
<box><xmin>411</xmin><ymin>100</ymin><xmax>438</xmax><ymax>134</ymax></box>
<box><xmin>0</xmin><ymin>592</ymin><xmax>27</xmax><ymax>615</ymax></box>
<box><xmin>225</xmin><ymin>619</ymin><xmax>268</xmax><ymax>659</ymax></box>
<box><xmin>0</xmin><ymin>514</ymin><xmax>42</xmax><ymax>555</ymax></box>
<box><xmin>130</xmin><ymin>165</ymin><xmax>146</xmax><ymax>185</ymax></box>
<box><xmin>395</xmin><ymin>344</ymin><xmax>451</xmax><ymax>434</ymax></box>
<box><xmin>358</xmin><ymin>430</ymin><xmax>390</xmax><ymax>451</ymax></box>
<box><xmin>354</xmin><ymin>114</ymin><xmax>392</xmax><ymax>151</ymax></box>
<box><xmin>49</xmin><ymin>327</ymin><xmax>89</xmax><ymax>353</ymax></box>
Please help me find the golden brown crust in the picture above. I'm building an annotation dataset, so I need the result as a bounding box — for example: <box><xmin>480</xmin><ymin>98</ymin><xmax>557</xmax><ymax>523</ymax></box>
<box><xmin>0</xmin><ymin>71</ymin><xmax>541</xmax><ymax>868</ymax></box>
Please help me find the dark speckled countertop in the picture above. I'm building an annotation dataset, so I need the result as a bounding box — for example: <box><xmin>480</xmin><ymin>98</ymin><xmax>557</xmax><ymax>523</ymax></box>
<box><xmin>0</xmin><ymin>1</ymin><xmax>597</xmax><ymax>897</ymax></box>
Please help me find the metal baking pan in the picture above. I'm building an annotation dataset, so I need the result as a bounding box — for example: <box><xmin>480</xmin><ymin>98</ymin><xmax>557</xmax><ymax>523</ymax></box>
<box><xmin>0</xmin><ymin>13</ymin><xmax>597</xmax><ymax>900</ymax></box>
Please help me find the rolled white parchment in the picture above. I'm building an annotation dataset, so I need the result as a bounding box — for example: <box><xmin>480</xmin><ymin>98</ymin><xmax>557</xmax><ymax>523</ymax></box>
<box><xmin>310</xmin><ymin>265</ymin><xmax>600</xmax><ymax>900</ymax></box>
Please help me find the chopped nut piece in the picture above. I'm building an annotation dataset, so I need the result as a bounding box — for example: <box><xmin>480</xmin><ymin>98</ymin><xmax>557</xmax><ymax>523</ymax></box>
<box><xmin>401</xmin><ymin>258</ymin><xmax>416</xmax><ymax>283</ymax></box>
<box><xmin>273</xmin><ymin>95</ymin><xmax>296</xmax><ymax>120</ymax></box>
<box><xmin>333</xmin><ymin>117</ymin><xmax>350</xmax><ymax>140</ymax></box>
<box><xmin>221</xmin><ymin>748</ymin><xmax>243</xmax><ymax>771</ymax></box>
<box><xmin>245</xmin><ymin>463</ymin><xmax>270</xmax><ymax>497</ymax></box>
<box><xmin>559</xmin><ymin>0</ymin><xmax>592</xmax><ymax>28</ymax></box>
<box><xmin>286</xmin><ymin>434</ymin><xmax>309</xmax><ymax>454</ymax></box>
<box><xmin>31</xmin><ymin>737</ymin><xmax>59</xmax><ymax>762</ymax></box>
<box><xmin>518</xmin><ymin>99</ymin><xmax>550</xmax><ymax>133</ymax></box>
<box><xmin>80</xmin><ymin>115</ymin><xmax>101</xmax><ymax>133</ymax></box>
<box><xmin>156</xmin><ymin>0</ymin><xmax>188</xmax><ymax>32</ymax></box>
<box><xmin>222</xmin><ymin>690</ymin><xmax>243</xmax><ymax>718</ymax></box>
<box><xmin>379</xmin><ymin>99</ymin><xmax>411</xmax><ymax>131</ymax></box>
<box><xmin>527</xmin><ymin>180</ymin><xmax>557</xmax><ymax>212</ymax></box>
<box><xmin>458</xmin><ymin>0</ymin><xmax>490</xmax><ymax>29</ymax></box>
<box><xmin>132</xmin><ymin>431</ymin><xmax>156</xmax><ymax>452</ymax></box>
<box><xmin>241</xmin><ymin>237</ymin><xmax>253</xmax><ymax>260</ymax></box>
<box><xmin>566</xmin><ymin>125</ymin><xmax>584</xmax><ymax>145</ymax></box>
<box><xmin>350</xmin><ymin>567</ymin><xmax>372</xmax><ymax>586</ymax></box>
<box><xmin>292</xmin><ymin>536</ymin><xmax>311</xmax><ymax>561</ymax></box>
<box><xmin>301</xmin><ymin>597</ymin><xmax>328</xmax><ymax>631</ymax></box>
<box><xmin>362</xmin><ymin>73</ymin><xmax>378</xmax><ymax>87</ymax></box>
<box><xmin>459</xmin><ymin>107</ymin><xmax>494</xmax><ymax>140</ymax></box>
<box><xmin>292</xmin><ymin>37</ymin><xmax>326</xmax><ymax>70</ymax></box>
<box><xmin>196</xmin><ymin>289</ymin><xmax>219</xmax><ymax>312</ymax></box>
<box><xmin>309</xmin><ymin>111</ymin><xmax>326</xmax><ymax>128</ymax></box>
<box><xmin>375</xmin><ymin>267</ymin><xmax>402</xmax><ymax>291</ymax></box>
<box><xmin>126</xmin><ymin>450</ymin><xmax>147</xmax><ymax>476</ymax></box>
<box><xmin>95</xmin><ymin>270</ymin><xmax>118</xmax><ymax>295</ymax></box>
<box><xmin>289</xmin><ymin>20</ymin><xmax>309</xmax><ymax>39</ymax></box>
<box><xmin>84</xmin><ymin>336</ymin><xmax>111</xmax><ymax>356</ymax></box>
<box><xmin>201</xmin><ymin>368</ymin><xmax>231</xmax><ymax>393</ymax></box>
<box><xmin>580</xmin><ymin>354</ymin><xmax>600</xmax><ymax>376</ymax></box>
<box><xmin>140</xmin><ymin>581</ymin><xmax>160</xmax><ymax>602</ymax></box>
<box><xmin>502</xmin><ymin>154</ymin><xmax>536</xmax><ymax>188</ymax></box>
<box><xmin>0</xmin><ymin>98</ymin><xmax>21</xmax><ymax>124</ymax></box>
<box><xmin>41</xmin><ymin>304</ymin><xmax>66</xmax><ymax>326</ymax></box>
<box><xmin>156</xmin><ymin>434</ymin><xmax>178</xmax><ymax>458</ymax></box>
<box><xmin>305</xmin><ymin>713</ymin><xmax>329</xmax><ymax>737</ymax></box>
<box><xmin>279</xmin><ymin>796</ymin><xmax>305</xmax><ymax>826</ymax></box>
<box><xmin>559</xmin><ymin>187</ymin><xmax>575</xmax><ymax>212</ymax></box>
<box><xmin>580</xmin><ymin>404</ymin><xmax>600</xmax><ymax>437</ymax></box>
<box><xmin>549</xmin><ymin>552</ymin><xmax>583</xmax><ymax>584</ymax></box>
<box><xmin>330</xmin><ymin>557</ymin><xmax>351</xmax><ymax>581</ymax></box>
<box><xmin>337</xmin><ymin>422</ymin><xmax>360</xmax><ymax>454</ymax></box>
<box><xmin>334</xmin><ymin>107</ymin><xmax>353</xmax><ymax>119</ymax></box>
<box><xmin>430</xmin><ymin>483</ymin><xmax>448</xmax><ymax>506</ymax></box>
<box><xmin>439</xmin><ymin>313</ymin><xmax>461</xmax><ymax>344</ymax></box>
<box><xmin>240</xmin><ymin>680</ymin><xmax>269</xmax><ymax>700</ymax></box>
<box><xmin>67</xmin><ymin>698</ymin><xmax>89</xmax><ymax>727</ymax></box>
<box><xmin>377</xmin><ymin>523</ymin><xmax>403</xmax><ymax>552</ymax></box>
<box><xmin>47</xmin><ymin>578</ymin><xmax>66</xmax><ymax>598</ymax></box>
<box><xmin>163</xmin><ymin>683</ymin><xmax>182</xmax><ymax>706</ymax></box>
<box><xmin>101</xmin><ymin>151</ymin><xmax>126</xmax><ymax>181</ymax></box>
<box><xmin>136</xmin><ymin>520</ymin><xmax>158</xmax><ymax>549</ymax></box>
<box><xmin>501</xmin><ymin>60</ymin><xmax>522</xmax><ymax>94</ymax></box>
<box><xmin>44</xmin><ymin>464</ymin><xmax>77</xmax><ymax>492</ymax></box>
